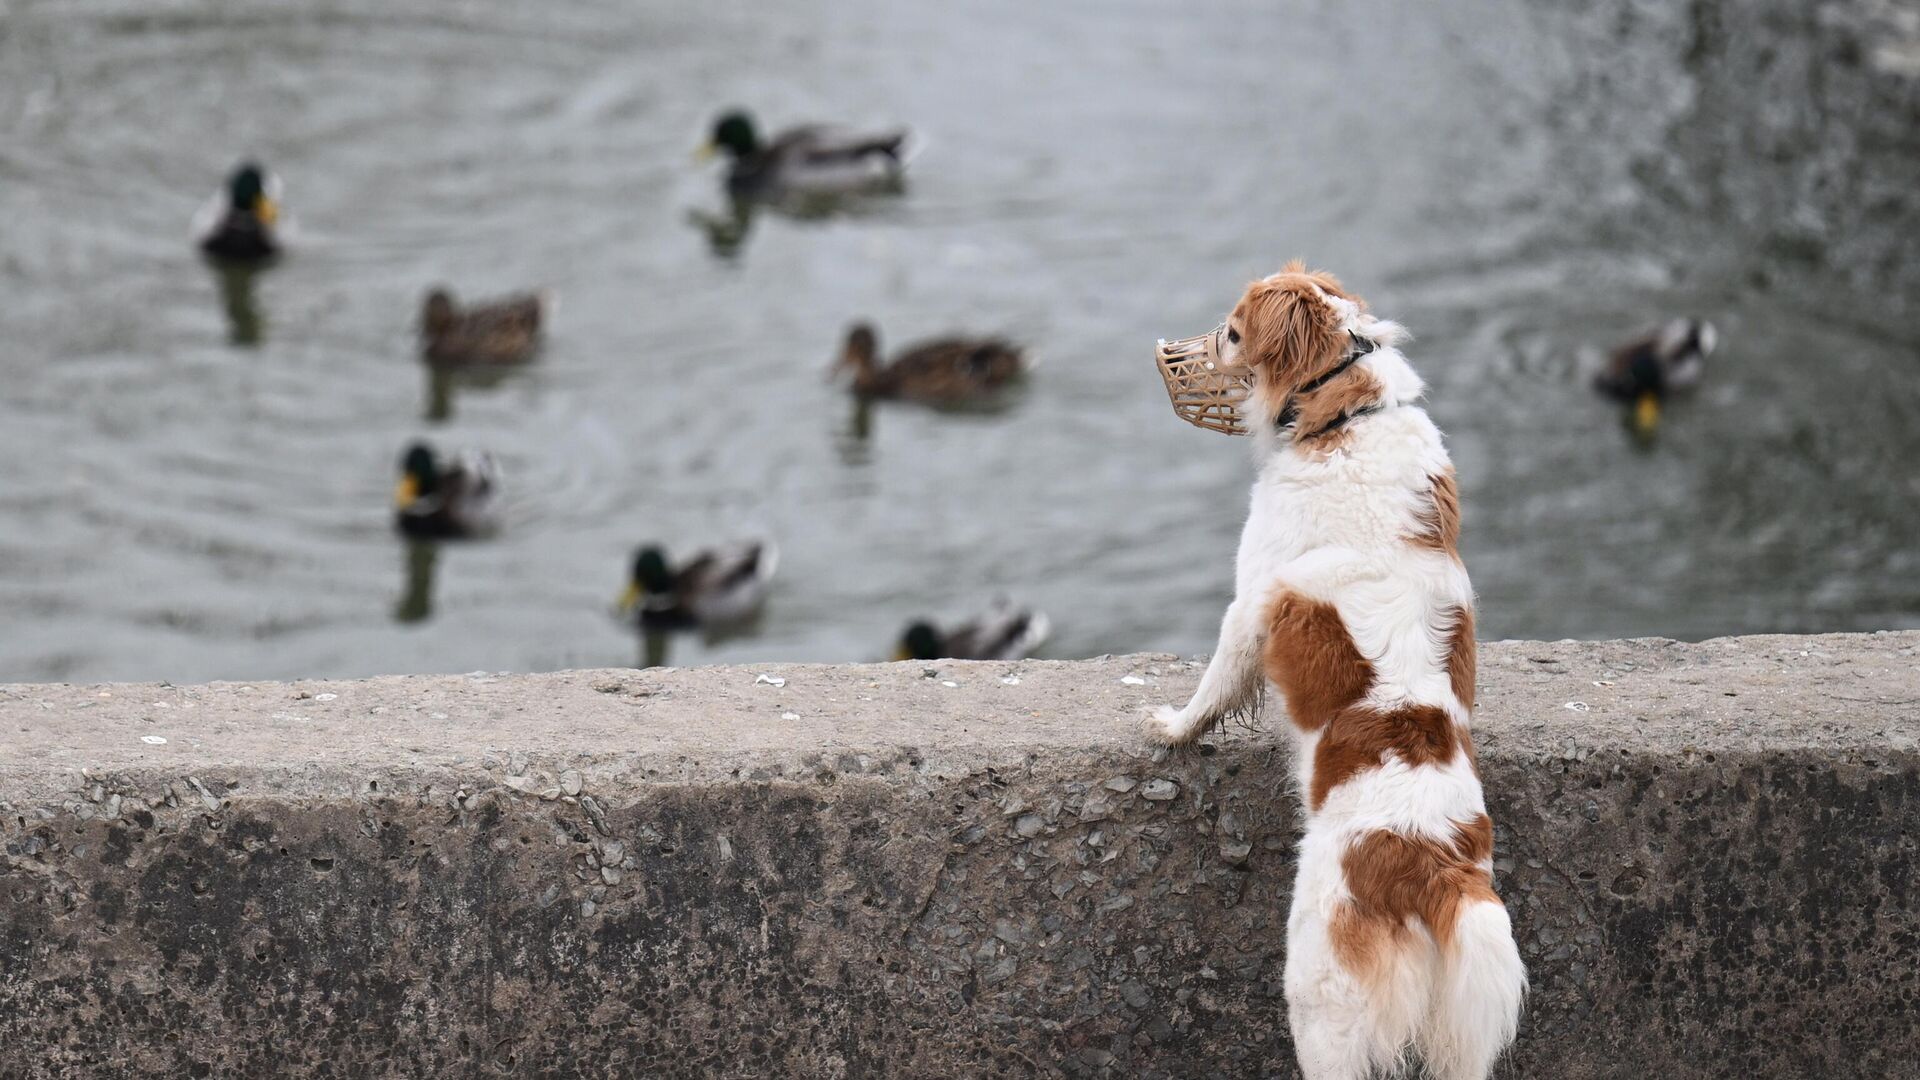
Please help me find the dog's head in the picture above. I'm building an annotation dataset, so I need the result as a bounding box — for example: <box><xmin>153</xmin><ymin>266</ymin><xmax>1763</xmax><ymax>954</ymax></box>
<box><xmin>1222</xmin><ymin>261</ymin><xmax>1371</xmax><ymax>412</ymax></box>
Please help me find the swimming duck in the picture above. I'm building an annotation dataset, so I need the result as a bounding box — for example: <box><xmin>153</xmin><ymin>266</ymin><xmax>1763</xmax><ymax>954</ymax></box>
<box><xmin>701</xmin><ymin>110</ymin><xmax>909</xmax><ymax>200</ymax></box>
<box><xmin>1593</xmin><ymin>318</ymin><xmax>1719</xmax><ymax>435</ymax></box>
<box><xmin>617</xmin><ymin>541</ymin><xmax>778</xmax><ymax>631</ymax></box>
<box><xmin>393</xmin><ymin>442</ymin><xmax>501</xmax><ymax>540</ymax></box>
<box><xmin>895</xmin><ymin>605</ymin><xmax>1051</xmax><ymax>662</ymax></box>
<box><xmin>193</xmin><ymin>162</ymin><xmax>283</xmax><ymax>263</ymax></box>
<box><xmin>836</xmin><ymin>323</ymin><xmax>1028</xmax><ymax>404</ymax></box>
<box><xmin>420</xmin><ymin>287</ymin><xmax>549</xmax><ymax>368</ymax></box>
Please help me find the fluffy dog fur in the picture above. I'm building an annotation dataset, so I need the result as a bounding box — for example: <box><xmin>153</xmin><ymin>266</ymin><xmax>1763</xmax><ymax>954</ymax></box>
<box><xmin>1151</xmin><ymin>263</ymin><xmax>1525</xmax><ymax>1079</ymax></box>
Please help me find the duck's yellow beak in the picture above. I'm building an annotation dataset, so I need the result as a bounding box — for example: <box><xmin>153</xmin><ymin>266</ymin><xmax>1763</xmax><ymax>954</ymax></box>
<box><xmin>617</xmin><ymin>582</ymin><xmax>644</xmax><ymax>616</ymax></box>
<box><xmin>393</xmin><ymin>474</ymin><xmax>419</xmax><ymax>510</ymax></box>
<box><xmin>254</xmin><ymin>195</ymin><xmax>279</xmax><ymax>228</ymax></box>
<box><xmin>694</xmin><ymin>142</ymin><xmax>718</xmax><ymax>163</ymax></box>
<box><xmin>1632</xmin><ymin>392</ymin><xmax>1661</xmax><ymax>436</ymax></box>
<box><xmin>891</xmin><ymin>644</ymin><xmax>912</xmax><ymax>662</ymax></box>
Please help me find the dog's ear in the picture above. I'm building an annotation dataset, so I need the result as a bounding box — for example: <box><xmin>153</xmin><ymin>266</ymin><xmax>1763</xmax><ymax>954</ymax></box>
<box><xmin>1235</xmin><ymin>275</ymin><xmax>1347</xmax><ymax>392</ymax></box>
<box><xmin>1280</xmin><ymin>259</ymin><xmax>1365</xmax><ymax>310</ymax></box>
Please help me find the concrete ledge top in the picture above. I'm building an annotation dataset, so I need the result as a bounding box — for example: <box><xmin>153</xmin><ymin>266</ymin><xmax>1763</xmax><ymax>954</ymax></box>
<box><xmin>3</xmin><ymin>632</ymin><xmax>1915</xmax><ymax>802</ymax></box>
<box><xmin>5</xmin><ymin>632</ymin><xmax>1919</xmax><ymax>1079</ymax></box>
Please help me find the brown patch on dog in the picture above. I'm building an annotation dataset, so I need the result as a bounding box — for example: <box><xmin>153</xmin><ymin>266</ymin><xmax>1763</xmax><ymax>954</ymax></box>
<box><xmin>1262</xmin><ymin>592</ymin><xmax>1374</xmax><ymax>732</ymax></box>
<box><xmin>1330</xmin><ymin>819</ymin><xmax>1504</xmax><ymax>977</ymax></box>
<box><xmin>1230</xmin><ymin>262</ymin><xmax>1362</xmax><ymax>419</ymax></box>
<box><xmin>1412</xmin><ymin>468</ymin><xmax>1461</xmax><ymax>553</ymax></box>
<box><xmin>1444</xmin><ymin>604</ymin><xmax>1477</xmax><ymax>711</ymax></box>
<box><xmin>1289</xmin><ymin>367</ymin><xmax>1387</xmax><ymax>448</ymax></box>
<box><xmin>1453</xmin><ymin>812</ymin><xmax>1494</xmax><ymax>865</ymax></box>
<box><xmin>1327</xmin><ymin>900</ymin><xmax>1404</xmax><ymax>983</ymax></box>
<box><xmin>1309</xmin><ymin>703</ymin><xmax>1461</xmax><ymax>810</ymax></box>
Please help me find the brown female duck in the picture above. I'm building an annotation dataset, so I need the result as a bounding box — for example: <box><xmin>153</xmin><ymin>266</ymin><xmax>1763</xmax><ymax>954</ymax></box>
<box><xmin>420</xmin><ymin>287</ymin><xmax>550</xmax><ymax>368</ymax></box>
<box><xmin>835</xmin><ymin>322</ymin><xmax>1027</xmax><ymax>404</ymax></box>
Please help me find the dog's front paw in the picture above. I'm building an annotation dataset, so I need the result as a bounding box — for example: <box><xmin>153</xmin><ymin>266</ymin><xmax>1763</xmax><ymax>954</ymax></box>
<box><xmin>1144</xmin><ymin>704</ymin><xmax>1210</xmax><ymax>748</ymax></box>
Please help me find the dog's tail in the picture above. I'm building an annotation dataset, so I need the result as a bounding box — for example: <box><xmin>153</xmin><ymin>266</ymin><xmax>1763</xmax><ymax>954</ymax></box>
<box><xmin>1419</xmin><ymin>899</ymin><xmax>1526</xmax><ymax>1080</ymax></box>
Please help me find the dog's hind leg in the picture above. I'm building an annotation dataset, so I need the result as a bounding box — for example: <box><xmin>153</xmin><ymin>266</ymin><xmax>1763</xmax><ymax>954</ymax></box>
<box><xmin>1288</xmin><ymin>992</ymin><xmax>1384</xmax><ymax>1080</ymax></box>
<box><xmin>1150</xmin><ymin>597</ymin><xmax>1265</xmax><ymax>745</ymax></box>
<box><xmin>1285</xmin><ymin>842</ymin><xmax>1429</xmax><ymax>1079</ymax></box>
<box><xmin>1286</xmin><ymin>922</ymin><xmax>1427</xmax><ymax>1079</ymax></box>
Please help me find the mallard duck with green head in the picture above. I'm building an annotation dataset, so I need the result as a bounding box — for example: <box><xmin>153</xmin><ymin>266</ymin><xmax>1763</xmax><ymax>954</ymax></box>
<box><xmin>700</xmin><ymin>109</ymin><xmax>910</xmax><ymax>200</ymax></box>
<box><xmin>393</xmin><ymin>441</ymin><xmax>501</xmax><ymax>540</ymax></box>
<box><xmin>617</xmin><ymin>541</ymin><xmax>778</xmax><ymax>631</ymax></box>
<box><xmin>193</xmin><ymin>161</ymin><xmax>284</xmax><ymax>263</ymax></box>
<box><xmin>836</xmin><ymin>322</ymin><xmax>1028</xmax><ymax>404</ymax></box>
<box><xmin>895</xmin><ymin>604</ymin><xmax>1050</xmax><ymax>662</ymax></box>
<box><xmin>420</xmin><ymin>287</ymin><xmax>550</xmax><ymax>368</ymax></box>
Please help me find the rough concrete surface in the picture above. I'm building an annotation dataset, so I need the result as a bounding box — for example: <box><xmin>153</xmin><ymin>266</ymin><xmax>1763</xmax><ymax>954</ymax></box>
<box><xmin>2</xmin><ymin>631</ymin><xmax>1917</xmax><ymax>1078</ymax></box>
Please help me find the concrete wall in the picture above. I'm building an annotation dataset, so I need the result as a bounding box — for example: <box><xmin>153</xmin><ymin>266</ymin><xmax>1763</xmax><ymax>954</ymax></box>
<box><xmin>2</xmin><ymin>631</ymin><xmax>1916</xmax><ymax>1078</ymax></box>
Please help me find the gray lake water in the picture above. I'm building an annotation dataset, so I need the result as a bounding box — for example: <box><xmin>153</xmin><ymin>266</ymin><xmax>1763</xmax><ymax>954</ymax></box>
<box><xmin>3</xmin><ymin>0</ymin><xmax>1918</xmax><ymax>683</ymax></box>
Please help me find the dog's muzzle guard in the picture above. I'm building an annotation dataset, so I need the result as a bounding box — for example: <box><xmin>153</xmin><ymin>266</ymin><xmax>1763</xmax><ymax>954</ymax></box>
<box><xmin>1156</xmin><ymin>325</ymin><xmax>1255</xmax><ymax>436</ymax></box>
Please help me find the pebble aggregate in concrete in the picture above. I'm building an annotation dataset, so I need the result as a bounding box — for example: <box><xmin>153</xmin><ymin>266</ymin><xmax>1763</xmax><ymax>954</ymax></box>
<box><xmin>1</xmin><ymin>631</ymin><xmax>1916</xmax><ymax>1077</ymax></box>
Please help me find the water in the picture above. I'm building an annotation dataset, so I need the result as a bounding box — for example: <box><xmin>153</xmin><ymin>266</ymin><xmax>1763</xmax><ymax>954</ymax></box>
<box><xmin>3</xmin><ymin>0</ymin><xmax>1917</xmax><ymax>683</ymax></box>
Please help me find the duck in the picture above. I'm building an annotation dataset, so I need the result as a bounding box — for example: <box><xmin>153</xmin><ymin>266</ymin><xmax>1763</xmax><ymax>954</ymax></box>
<box><xmin>701</xmin><ymin>109</ymin><xmax>909</xmax><ymax>200</ymax></box>
<box><xmin>393</xmin><ymin>442</ymin><xmax>501</xmax><ymax>540</ymax></box>
<box><xmin>193</xmin><ymin>162</ymin><xmax>283</xmax><ymax>263</ymax></box>
<box><xmin>835</xmin><ymin>322</ymin><xmax>1028</xmax><ymax>404</ymax></box>
<box><xmin>420</xmin><ymin>287</ymin><xmax>550</xmax><ymax>368</ymax></box>
<box><xmin>1592</xmin><ymin>318</ymin><xmax>1719</xmax><ymax>435</ymax></box>
<box><xmin>895</xmin><ymin>604</ymin><xmax>1050</xmax><ymax>662</ymax></box>
<box><xmin>617</xmin><ymin>541</ymin><xmax>778</xmax><ymax>631</ymax></box>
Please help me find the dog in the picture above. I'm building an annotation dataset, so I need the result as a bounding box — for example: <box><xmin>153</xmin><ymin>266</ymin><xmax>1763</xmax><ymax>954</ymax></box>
<box><xmin>1149</xmin><ymin>262</ymin><xmax>1525</xmax><ymax>1079</ymax></box>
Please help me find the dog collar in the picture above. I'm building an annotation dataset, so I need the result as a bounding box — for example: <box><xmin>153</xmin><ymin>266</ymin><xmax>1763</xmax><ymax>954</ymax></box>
<box><xmin>1302</xmin><ymin>403</ymin><xmax>1385</xmax><ymax>440</ymax></box>
<box><xmin>1275</xmin><ymin>332</ymin><xmax>1377</xmax><ymax>432</ymax></box>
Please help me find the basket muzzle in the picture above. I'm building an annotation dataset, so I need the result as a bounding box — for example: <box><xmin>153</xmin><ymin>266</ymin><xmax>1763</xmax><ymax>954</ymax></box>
<box><xmin>1156</xmin><ymin>325</ymin><xmax>1254</xmax><ymax>436</ymax></box>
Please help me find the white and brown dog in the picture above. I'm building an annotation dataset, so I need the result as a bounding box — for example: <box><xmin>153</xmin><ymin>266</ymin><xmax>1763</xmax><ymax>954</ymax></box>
<box><xmin>1151</xmin><ymin>263</ymin><xmax>1525</xmax><ymax>1080</ymax></box>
